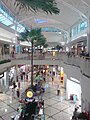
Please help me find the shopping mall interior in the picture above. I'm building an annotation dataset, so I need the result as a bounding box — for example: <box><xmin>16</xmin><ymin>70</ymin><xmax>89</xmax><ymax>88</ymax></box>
<box><xmin>0</xmin><ymin>0</ymin><xmax>90</xmax><ymax>120</ymax></box>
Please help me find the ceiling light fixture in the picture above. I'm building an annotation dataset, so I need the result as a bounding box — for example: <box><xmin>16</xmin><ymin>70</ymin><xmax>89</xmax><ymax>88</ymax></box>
<box><xmin>59</xmin><ymin>32</ymin><xmax>61</xmax><ymax>34</ymax></box>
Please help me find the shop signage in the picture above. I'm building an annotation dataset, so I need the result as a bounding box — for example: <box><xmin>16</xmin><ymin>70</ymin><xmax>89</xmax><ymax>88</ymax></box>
<box><xmin>0</xmin><ymin>73</ymin><xmax>4</xmax><ymax>78</ymax></box>
<box><xmin>77</xmin><ymin>42</ymin><xmax>83</xmax><ymax>46</ymax></box>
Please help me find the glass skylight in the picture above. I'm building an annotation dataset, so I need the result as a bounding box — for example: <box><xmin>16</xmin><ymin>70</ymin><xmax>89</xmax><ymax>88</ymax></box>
<box><xmin>10</xmin><ymin>24</ymin><xmax>25</xmax><ymax>33</ymax></box>
<box><xmin>1</xmin><ymin>18</ymin><xmax>13</xmax><ymax>26</ymax></box>
<box><xmin>0</xmin><ymin>2</ymin><xmax>26</xmax><ymax>33</ymax></box>
<box><xmin>42</xmin><ymin>27</ymin><xmax>61</xmax><ymax>32</ymax></box>
<box><xmin>35</xmin><ymin>19</ymin><xmax>48</xmax><ymax>24</ymax></box>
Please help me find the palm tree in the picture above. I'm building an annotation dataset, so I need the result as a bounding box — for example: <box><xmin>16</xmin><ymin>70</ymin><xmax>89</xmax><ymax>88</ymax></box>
<box><xmin>14</xmin><ymin>0</ymin><xmax>60</xmax><ymax>14</ymax></box>
<box><xmin>43</xmin><ymin>43</ymin><xmax>48</xmax><ymax>48</ymax></box>
<box><xmin>56</xmin><ymin>45</ymin><xmax>63</xmax><ymax>52</ymax></box>
<box><xmin>18</xmin><ymin>28</ymin><xmax>47</xmax><ymax>87</ymax></box>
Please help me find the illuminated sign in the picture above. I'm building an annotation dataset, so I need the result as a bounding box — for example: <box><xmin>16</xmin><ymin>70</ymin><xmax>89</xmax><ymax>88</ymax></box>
<box><xmin>60</xmin><ymin>71</ymin><xmax>64</xmax><ymax>77</ymax></box>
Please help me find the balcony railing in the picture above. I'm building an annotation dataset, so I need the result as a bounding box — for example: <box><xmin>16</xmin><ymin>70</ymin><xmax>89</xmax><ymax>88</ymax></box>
<box><xmin>61</xmin><ymin>54</ymin><xmax>90</xmax><ymax>78</ymax></box>
<box><xmin>0</xmin><ymin>53</ymin><xmax>89</xmax><ymax>78</ymax></box>
<box><xmin>0</xmin><ymin>53</ymin><xmax>46</xmax><ymax>61</ymax></box>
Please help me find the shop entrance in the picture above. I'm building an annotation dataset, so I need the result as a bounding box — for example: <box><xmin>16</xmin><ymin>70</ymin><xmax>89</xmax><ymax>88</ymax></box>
<box><xmin>66</xmin><ymin>77</ymin><xmax>81</xmax><ymax>111</ymax></box>
<box><xmin>0</xmin><ymin>72</ymin><xmax>7</xmax><ymax>93</ymax></box>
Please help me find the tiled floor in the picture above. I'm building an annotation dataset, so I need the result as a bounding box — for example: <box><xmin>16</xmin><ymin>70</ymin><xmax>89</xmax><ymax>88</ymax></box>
<box><xmin>0</xmin><ymin>75</ymin><xmax>76</xmax><ymax>120</ymax></box>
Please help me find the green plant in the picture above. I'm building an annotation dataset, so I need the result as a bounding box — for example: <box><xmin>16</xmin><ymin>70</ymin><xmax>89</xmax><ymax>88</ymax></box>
<box><xmin>14</xmin><ymin>0</ymin><xmax>60</xmax><ymax>14</ymax></box>
<box><xmin>56</xmin><ymin>45</ymin><xmax>63</xmax><ymax>51</ymax></box>
<box><xmin>18</xmin><ymin>28</ymin><xmax>47</xmax><ymax>87</ymax></box>
<box><xmin>0</xmin><ymin>59</ymin><xmax>11</xmax><ymax>64</ymax></box>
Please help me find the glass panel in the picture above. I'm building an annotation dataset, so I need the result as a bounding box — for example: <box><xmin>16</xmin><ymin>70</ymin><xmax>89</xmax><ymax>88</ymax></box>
<box><xmin>0</xmin><ymin>14</ymin><xmax>6</xmax><ymax>21</ymax></box>
<box><xmin>79</xmin><ymin>20</ymin><xmax>88</xmax><ymax>31</ymax></box>
<box><xmin>72</xmin><ymin>20</ymin><xmax>88</xmax><ymax>37</ymax></box>
<box><xmin>1</xmin><ymin>18</ymin><xmax>13</xmax><ymax>26</ymax></box>
<box><xmin>10</xmin><ymin>25</ymin><xmax>15</xmax><ymax>30</ymax></box>
<box><xmin>71</xmin><ymin>25</ymin><xmax>77</xmax><ymax>37</ymax></box>
<box><xmin>35</xmin><ymin>19</ymin><xmax>48</xmax><ymax>24</ymax></box>
<box><xmin>42</xmin><ymin>27</ymin><xmax>60</xmax><ymax>32</ymax></box>
<box><xmin>78</xmin><ymin>24</ymin><xmax>80</xmax><ymax>33</ymax></box>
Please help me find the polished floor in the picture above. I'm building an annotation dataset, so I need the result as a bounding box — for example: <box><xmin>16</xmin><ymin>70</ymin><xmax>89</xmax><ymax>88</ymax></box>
<box><xmin>0</xmin><ymin>75</ymin><xmax>77</xmax><ymax>120</ymax></box>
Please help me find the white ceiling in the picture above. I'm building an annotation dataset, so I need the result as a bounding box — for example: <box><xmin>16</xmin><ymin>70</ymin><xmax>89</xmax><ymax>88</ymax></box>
<box><xmin>1</xmin><ymin>0</ymin><xmax>90</xmax><ymax>45</ymax></box>
<box><xmin>2</xmin><ymin>0</ymin><xmax>90</xmax><ymax>30</ymax></box>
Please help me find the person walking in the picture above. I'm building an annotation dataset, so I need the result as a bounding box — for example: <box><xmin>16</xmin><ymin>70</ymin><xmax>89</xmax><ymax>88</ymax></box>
<box><xmin>57</xmin><ymin>85</ymin><xmax>60</xmax><ymax>96</ymax></box>
<box><xmin>73</xmin><ymin>108</ymin><xmax>79</xmax><ymax>120</ymax></box>
<box><xmin>16</xmin><ymin>88</ymin><xmax>20</xmax><ymax>98</ymax></box>
<box><xmin>18</xmin><ymin>81</ymin><xmax>20</xmax><ymax>89</ymax></box>
<box><xmin>12</xmin><ymin>81</ymin><xmax>17</xmax><ymax>98</ymax></box>
<box><xmin>52</xmin><ymin>76</ymin><xmax>54</xmax><ymax>85</ymax></box>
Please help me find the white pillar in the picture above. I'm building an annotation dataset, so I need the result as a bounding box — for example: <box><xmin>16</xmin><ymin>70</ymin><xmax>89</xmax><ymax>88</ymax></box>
<box><xmin>67</xmin><ymin>29</ymin><xmax>71</xmax><ymax>52</ymax></box>
<box><xmin>87</xmin><ymin>16</ymin><xmax>90</xmax><ymax>55</ymax></box>
<box><xmin>87</xmin><ymin>33</ymin><xmax>90</xmax><ymax>54</ymax></box>
<box><xmin>6</xmin><ymin>70</ymin><xmax>9</xmax><ymax>89</ymax></box>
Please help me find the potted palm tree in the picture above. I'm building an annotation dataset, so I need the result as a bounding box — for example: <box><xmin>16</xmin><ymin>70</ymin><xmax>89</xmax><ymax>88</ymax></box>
<box><xmin>18</xmin><ymin>28</ymin><xmax>47</xmax><ymax>87</ymax></box>
<box><xmin>12</xmin><ymin>0</ymin><xmax>59</xmax><ymax>88</ymax></box>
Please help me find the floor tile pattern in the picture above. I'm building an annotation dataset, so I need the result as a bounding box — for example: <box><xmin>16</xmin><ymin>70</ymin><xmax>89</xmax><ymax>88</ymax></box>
<box><xmin>0</xmin><ymin>76</ymin><xmax>75</xmax><ymax>120</ymax></box>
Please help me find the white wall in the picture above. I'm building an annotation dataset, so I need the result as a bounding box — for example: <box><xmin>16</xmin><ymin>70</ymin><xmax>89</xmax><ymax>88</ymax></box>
<box><xmin>66</xmin><ymin>79</ymin><xmax>81</xmax><ymax>101</ymax></box>
<box><xmin>43</xmin><ymin>32</ymin><xmax>63</xmax><ymax>43</ymax></box>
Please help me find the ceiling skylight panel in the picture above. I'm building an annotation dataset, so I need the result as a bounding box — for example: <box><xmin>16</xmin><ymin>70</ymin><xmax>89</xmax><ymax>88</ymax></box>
<box><xmin>35</xmin><ymin>19</ymin><xmax>48</xmax><ymax>24</ymax></box>
<box><xmin>0</xmin><ymin>15</ymin><xmax>6</xmax><ymax>21</ymax></box>
<box><xmin>1</xmin><ymin>18</ymin><xmax>13</xmax><ymax>26</ymax></box>
<box><xmin>10</xmin><ymin>25</ymin><xmax>15</xmax><ymax>30</ymax></box>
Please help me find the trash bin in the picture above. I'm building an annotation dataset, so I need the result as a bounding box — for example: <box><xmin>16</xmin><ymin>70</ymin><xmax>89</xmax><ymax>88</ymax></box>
<box><xmin>11</xmin><ymin>116</ymin><xmax>15</xmax><ymax>120</ymax></box>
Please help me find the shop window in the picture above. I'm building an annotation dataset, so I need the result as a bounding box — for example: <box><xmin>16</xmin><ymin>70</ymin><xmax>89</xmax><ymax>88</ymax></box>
<box><xmin>78</xmin><ymin>24</ymin><xmax>81</xmax><ymax>33</ymax></box>
<box><xmin>80</xmin><ymin>20</ymin><xmax>88</xmax><ymax>31</ymax></box>
<box><xmin>72</xmin><ymin>25</ymin><xmax>78</xmax><ymax>37</ymax></box>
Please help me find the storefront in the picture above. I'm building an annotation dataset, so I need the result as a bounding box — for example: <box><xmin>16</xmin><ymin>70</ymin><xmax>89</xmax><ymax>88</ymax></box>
<box><xmin>4</xmin><ymin>44</ymin><xmax>10</xmax><ymax>54</ymax></box>
<box><xmin>0</xmin><ymin>72</ymin><xmax>9</xmax><ymax>92</ymax></box>
<box><xmin>18</xmin><ymin>64</ymin><xmax>31</xmax><ymax>81</ymax></box>
<box><xmin>0</xmin><ymin>43</ymin><xmax>4</xmax><ymax>56</ymax></box>
<box><xmin>71</xmin><ymin>40</ymin><xmax>87</xmax><ymax>55</ymax></box>
<box><xmin>66</xmin><ymin>77</ymin><xmax>81</xmax><ymax>105</ymax></box>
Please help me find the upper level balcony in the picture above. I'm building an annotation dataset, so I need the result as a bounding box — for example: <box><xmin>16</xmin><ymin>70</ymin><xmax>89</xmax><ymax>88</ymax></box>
<box><xmin>0</xmin><ymin>52</ymin><xmax>89</xmax><ymax>78</ymax></box>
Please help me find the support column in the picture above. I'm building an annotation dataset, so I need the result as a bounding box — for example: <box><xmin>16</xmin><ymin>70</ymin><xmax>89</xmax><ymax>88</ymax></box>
<box><xmin>6</xmin><ymin>69</ymin><xmax>9</xmax><ymax>90</ymax></box>
<box><xmin>14</xmin><ymin>66</ymin><xmax>18</xmax><ymax>82</ymax></box>
<box><xmin>87</xmin><ymin>16</ymin><xmax>90</xmax><ymax>55</ymax></box>
<box><xmin>67</xmin><ymin>29</ymin><xmax>71</xmax><ymax>52</ymax></box>
<box><xmin>87</xmin><ymin>33</ymin><xmax>90</xmax><ymax>54</ymax></box>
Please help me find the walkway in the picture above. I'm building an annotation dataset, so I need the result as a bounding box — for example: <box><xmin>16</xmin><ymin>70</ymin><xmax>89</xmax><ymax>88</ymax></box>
<box><xmin>0</xmin><ymin>76</ymin><xmax>76</xmax><ymax>120</ymax></box>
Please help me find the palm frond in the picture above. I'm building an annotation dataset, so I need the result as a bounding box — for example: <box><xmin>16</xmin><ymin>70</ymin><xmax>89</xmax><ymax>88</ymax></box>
<box><xmin>14</xmin><ymin>0</ymin><xmax>60</xmax><ymax>14</ymax></box>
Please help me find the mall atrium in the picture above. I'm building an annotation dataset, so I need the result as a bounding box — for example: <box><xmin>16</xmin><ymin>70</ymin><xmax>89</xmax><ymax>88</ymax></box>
<box><xmin>0</xmin><ymin>0</ymin><xmax>90</xmax><ymax>120</ymax></box>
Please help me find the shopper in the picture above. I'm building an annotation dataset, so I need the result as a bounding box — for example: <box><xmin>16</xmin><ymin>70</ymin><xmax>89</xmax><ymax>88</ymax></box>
<box><xmin>73</xmin><ymin>108</ymin><xmax>79</xmax><ymax>120</ymax></box>
<box><xmin>57</xmin><ymin>85</ymin><xmax>60</xmax><ymax>96</ymax></box>
<box><xmin>16</xmin><ymin>88</ymin><xmax>20</xmax><ymax>98</ymax></box>
<box><xmin>13</xmin><ymin>81</ymin><xmax>17</xmax><ymax>89</ymax></box>
<box><xmin>18</xmin><ymin>81</ymin><xmax>20</xmax><ymax>89</ymax></box>
<box><xmin>52</xmin><ymin>76</ymin><xmax>54</xmax><ymax>83</ymax></box>
<box><xmin>12</xmin><ymin>81</ymin><xmax>17</xmax><ymax>98</ymax></box>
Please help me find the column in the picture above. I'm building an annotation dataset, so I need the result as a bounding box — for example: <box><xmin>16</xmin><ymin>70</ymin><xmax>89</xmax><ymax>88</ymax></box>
<box><xmin>87</xmin><ymin>16</ymin><xmax>90</xmax><ymax>55</ymax></box>
<box><xmin>87</xmin><ymin>33</ymin><xmax>90</xmax><ymax>54</ymax></box>
<box><xmin>6</xmin><ymin>69</ymin><xmax>9</xmax><ymax>90</ymax></box>
<box><xmin>13</xmin><ymin>66</ymin><xmax>18</xmax><ymax>82</ymax></box>
<box><xmin>67</xmin><ymin>29</ymin><xmax>71</xmax><ymax>52</ymax></box>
